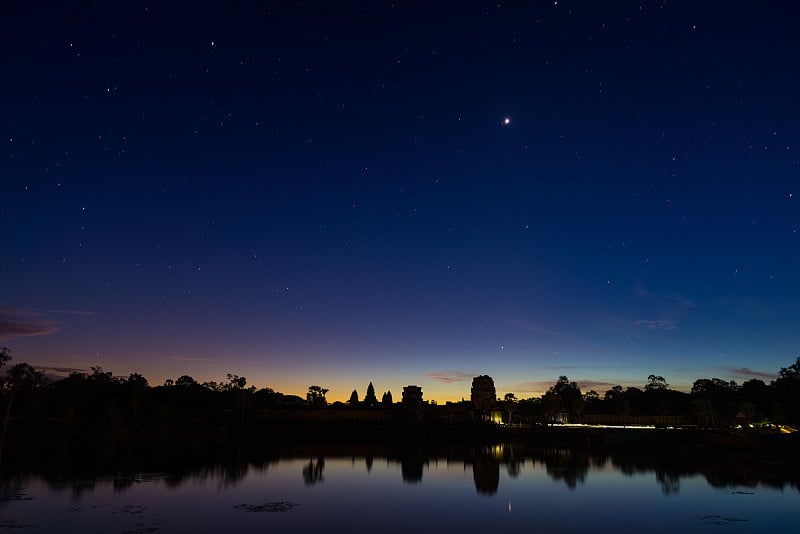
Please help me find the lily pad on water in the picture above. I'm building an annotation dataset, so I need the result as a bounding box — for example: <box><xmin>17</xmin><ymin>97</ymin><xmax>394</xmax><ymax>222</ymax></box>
<box><xmin>113</xmin><ymin>504</ymin><xmax>148</xmax><ymax>515</ymax></box>
<box><xmin>122</xmin><ymin>526</ymin><xmax>159</xmax><ymax>534</ymax></box>
<box><xmin>234</xmin><ymin>501</ymin><xmax>300</xmax><ymax>513</ymax></box>
<box><xmin>0</xmin><ymin>493</ymin><xmax>32</xmax><ymax>502</ymax></box>
<box><xmin>0</xmin><ymin>518</ymin><xmax>37</xmax><ymax>529</ymax></box>
<box><xmin>697</xmin><ymin>514</ymin><xmax>749</xmax><ymax>525</ymax></box>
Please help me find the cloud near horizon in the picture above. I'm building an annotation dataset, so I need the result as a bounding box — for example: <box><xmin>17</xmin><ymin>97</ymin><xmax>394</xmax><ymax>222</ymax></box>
<box><xmin>35</xmin><ymin>365</ymin><xmax>89</xmax><ymax>374</ymax></box>
<box><xmin>508</xmin><ymin>380</ymin><xmax>558</xmax><ymax>394</ymax></box>
<box><xmin>509</xmin><ymin>379</ymin><xmax>626</xmax><ymax>395</ymax></box>
<box><xmin>635</xmin><ymin>319</ymin><xmax>679</xmax><ymax>330</ymax></box>
<box><xmin>34</xmin><ymin>309</ymin><xmax>94</xmax><ymax>316</ymax></box>
<box><xmin>730</xmin><ymin>367</ymin><xmax>776</xmax><ymax>381</ymax></box>
<box><xmin>170</xmin><ymin>356</ymin><xmax>216</xmax><ymax>362</ymax></box>
<box><xmin>576</xmin><ymin>379</ymin><xmax>621</xmax><ymax>392</ymax></box>
<box><xmin>426</xmin><ymin>370</ymin><xmax>477</xmax><ymax>383</ymax></box>
<box><xmin>34</xmin><ymin>365</ymin><xmax>90</xmax><ymax>382</ymax></box>
<box><xmin>0</xmin><ymin>308</ymin><xmax>59</xmax><ymax>341</ymax></box>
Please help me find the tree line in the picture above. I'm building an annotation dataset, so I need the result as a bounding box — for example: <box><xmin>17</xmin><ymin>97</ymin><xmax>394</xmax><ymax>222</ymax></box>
<box><xmin>2</xmin><ymin>347</ymin><xmax>800</xmax><ymax>434</ymax></box>
<box><xmin>0</xmin><ymin>348</ymin><xmax>314</xmax><ymax>433</ymax></box>
<box><xmin>502</xmin><ymin>358</ymin><xmax>800</xmax><ymax>427</ymax></box>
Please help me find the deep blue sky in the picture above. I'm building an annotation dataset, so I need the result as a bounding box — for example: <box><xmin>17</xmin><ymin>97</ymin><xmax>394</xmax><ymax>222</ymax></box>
<box><xmin>2</xmin><ymin>1</ymin><xmax>799</xmax><ymax>401</ymax></box>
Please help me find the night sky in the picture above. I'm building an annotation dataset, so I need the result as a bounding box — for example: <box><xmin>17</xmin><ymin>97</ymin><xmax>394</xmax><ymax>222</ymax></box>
<box><xmin>3</xmin><ymin>2</ymin><xmax>799</xmax><ymax>402</ymax></box>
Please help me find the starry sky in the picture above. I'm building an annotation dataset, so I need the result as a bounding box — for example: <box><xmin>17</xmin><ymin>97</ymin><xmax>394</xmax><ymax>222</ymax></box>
<box><xmin>2</xmin><ymin>1</ymin><xmax>799</xmax><ymax>402</ymax></box>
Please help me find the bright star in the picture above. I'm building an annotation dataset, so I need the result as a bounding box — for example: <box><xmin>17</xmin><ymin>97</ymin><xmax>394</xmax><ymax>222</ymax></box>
<box><xmin>502</xmin><ymin>117</ymin><xmax>511</xmax><ymax>125</ymax></box>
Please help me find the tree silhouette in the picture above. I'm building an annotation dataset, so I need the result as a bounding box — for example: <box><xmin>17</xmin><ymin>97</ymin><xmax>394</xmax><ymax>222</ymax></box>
<box><xmin>604</xmin><ymin>385</ymin><xmax>623</xmax><ymax>401</ymax></box>
<box><xmin>89</xmin><ymin>366</ymin><xmax>114</xmax><ymax>385</ymax></box>
<box><xmin>6</xmin><ymin>363</ymin><xmax>44</xmax><ymax>386</ymax></box>
<box><xmin>307</xmin><ymin>385</ymin><xmax>328</xmax><ymax>407</ymax></box>
<box><xmin>691</xmin><ymin>378</ymin><xmax>740</xmax><ymax>425</ymax></box>
<box><xmin>225</xmin><ymin>373</ymin><xmax>247</xmax><ymax>390</ymax></box>
<box><xmin>125</xmin><ymin>373</ymin><xmax>148</xmax><ymax>426</ymax></box>
<box><xmin>774</xmin><ymin>356</ymin><xmax>800</xmax><ymax>424</ymax></box>
<box><xmin>541</xmin><ymin>391</ymin><xmax>560</xmax><ymax>424</ymax></box>
<box><xmin>741</xmin><ymin>379</ymin><xmax>773</xmax><ymax>423</ymax></box>
<box><xmin>1</xmin><ymin>354</ymin><xmax>45</xmax><ymax>463</ymax></box>
<box><xmin>126</xmin><ymin>373</ymin><xmax>148</xmax><ymax>388</ymax></box>
<box><xmin>776</xmin><ymin>356</ymin><xmax>800</xmax><ymax>384</ymax></box>
<box><xmin>202</xmin><ymin>380</ymin><xmax>223</xmax><ymax>392</ymax></box>
<box><xmin>175</xmin><ymin>375</ymin><xmax>198</xmax><ymax>388</ymax></box>
<box><xmin>224</xmin><ymin>374</ymin><xmax>252</xmax><ymax>423</ymax></box>
<box><xmin>691</xmin><ymin>398</ymin><xmax>714</xmax><ymax>427</ymax></box>
<box><xmin>502</xmin><ymin>393</ymin><xmax>517</xmax><ymax>424</ymax></box>
<box><xmin>1</xmin><ymin>351</ymin><xmax>799</xmax><ymax>434</ymax></box>
<box><xmin>582</xmin><ymin>390</ymin><xmax>602</xmax><ymax>413</ymax></box>
<box><xmin>614</xmin><ymin>396</ymin><xmax>631</xmax><ymax>417</ymax></box>
<box><xmin>645</xmin><ymin>375</ymin><xmax>669</xmax><ymax>391</ymax></box>
<box><xmin>547</xmin><ymin>376</ymin><xmax>584</xmax><ymax>422</ymax></box>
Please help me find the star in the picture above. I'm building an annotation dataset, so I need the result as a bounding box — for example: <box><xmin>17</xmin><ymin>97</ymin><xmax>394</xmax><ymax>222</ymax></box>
<box><xmin>502</xmin><ymin>117</ymin><xmax>511</xmax><ymax>125</ymax></box>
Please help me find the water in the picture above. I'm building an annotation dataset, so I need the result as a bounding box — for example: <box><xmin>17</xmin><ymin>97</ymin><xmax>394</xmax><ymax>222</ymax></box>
<box><xmin>1</xmin><ymin>447</ymin><xmax>798</xmax><ymax>532</ymax></box>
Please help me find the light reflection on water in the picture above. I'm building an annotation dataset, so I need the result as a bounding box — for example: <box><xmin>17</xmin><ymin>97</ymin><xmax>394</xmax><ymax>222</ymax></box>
<box><xmin>1</xmin><ymin>449</ymin><xmax>798</xmax><ymax>532</ymax></box>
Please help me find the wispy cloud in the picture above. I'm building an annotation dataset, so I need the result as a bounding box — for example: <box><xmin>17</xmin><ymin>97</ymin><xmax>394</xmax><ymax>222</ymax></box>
<box><xmin>671</xmin><ymin>293</ymin><xmax>697</xmax><ymax>310</ymax></box>
<box><xmin>170</xmin><ymin>356</ymin><xmax>216</xmax><ymax>362</ymax></box>
<box><xmin>632</xmin><ymin>278</ymin><xmax>697</xmax><ymax>309</ymax></box>
<box><xmin>0</xmin><ymin>308</ymin><xmax>59</xmax><ymax>341</ymax></box>
<box><xmin>576</xmin><ymin>380</ymin><xmax>619</xmax><ymax>392</ymax></box>
<box><xmin>34</xmin><ymin>309</ymin><xmax>94</xmax><ymax>316</ymax></box>
<box><xmin>426</xmin><ymin>370</ymin><xmax>476</xmax><ymax>383</ymax></box>
<box><xmin>536</xmin><ymin>364</ymin><xmax>634</xmax><ymax>371</ymax></box>
<box><xmin>36</xmin><ymin>365</ymin><xmax>89</xmax><ymax>374</ymax></box>
<box><xmin>729</xmin><ymin>367</ymin><xmax>775</xmax><ymax>381</ymax></box>
<box><xmin>635</xmin><ymin>319</ymin><xmax>679</xmax><ymax>331</ymax></box>
<box><xmin>508</xmin><ymin>381</ymin><xmax>554</xmax><ymax>394</ymax></box>
<box><xmin>508</xmin><ymin>379</ymin><xmax>628</xmax><ymax>396</ymax></box>
<box><xmin>34</xmin><ymin>365</ymin><xmax>89</xmax><ymax>382</ymax></box>
<box><xmin>511</xmin><ymin>319</ymin><xmax>569</xmax><ymax>338</ymax></box>
<box><xmin>634</xmin><ymin>279</ymin><xmax>652</xmax><ymax>298</ymax></box>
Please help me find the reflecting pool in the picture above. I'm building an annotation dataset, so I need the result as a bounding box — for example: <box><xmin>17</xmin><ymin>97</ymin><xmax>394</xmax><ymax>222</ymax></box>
<box><xmin>1</xmin><ymin>446</ymin><xmax>798</xmax><ymax>532</ymax></box>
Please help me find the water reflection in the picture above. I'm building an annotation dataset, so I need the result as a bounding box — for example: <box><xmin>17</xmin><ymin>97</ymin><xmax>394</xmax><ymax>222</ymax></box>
<box><xmin>542</xmin><ymin>448</ymin><xmax>589</xmax><ymax>490</ymax></box>
<box><xmin>2</xmin><ymin>444</ymin><xmax>799</xmax><ymax>499</ymax></box>
<box><xmin>302</xmin><ymin>457</ymin><xmax>325</xmax><ymax>485</ymax></box>
<box><xmin>400</xmin><ymin>455</ymin><xmax>424</xmax><ymax>483</ymax></box>
<box><xmin>2</xmin><ymin>447</ymin><xmax>799</xmax><ymax>533</ymax></box>
<box><xmin>471</xmin><ymin>456</ymin><xmax>499</xmax><ymax>495</ymax></box>
<box><xmin>656</xmin><ymin>468</ymin><xmax>681</xmax><ymax>495</ymax></box>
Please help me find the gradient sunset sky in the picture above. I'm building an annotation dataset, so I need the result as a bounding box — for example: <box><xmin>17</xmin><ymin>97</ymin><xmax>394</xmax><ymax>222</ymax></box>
<box><xmin>2</xmin><ymin>2</ymin><xmax>798</xmax><ymax>402</ymax></box>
